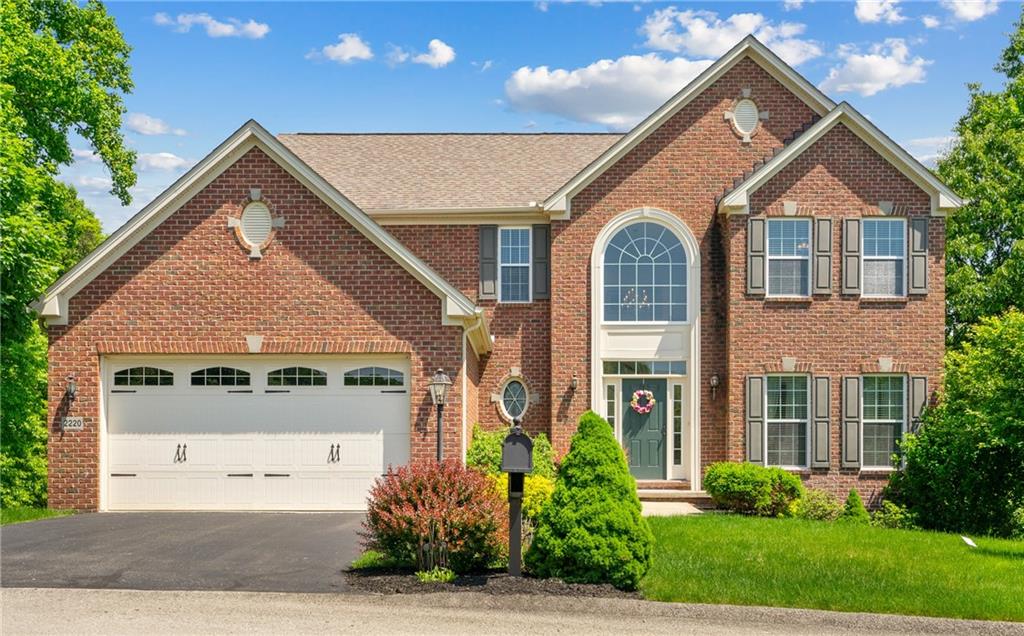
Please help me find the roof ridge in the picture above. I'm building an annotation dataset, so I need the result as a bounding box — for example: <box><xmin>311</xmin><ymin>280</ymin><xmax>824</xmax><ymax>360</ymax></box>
<box><xmin>279</xmin><ymin>132</ymin><xmax>624</xmax><ymax>137</ymax></box>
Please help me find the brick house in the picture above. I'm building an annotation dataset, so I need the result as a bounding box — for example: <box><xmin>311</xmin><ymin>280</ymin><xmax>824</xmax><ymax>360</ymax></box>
<box><xmin>36</xmin><ymin>36</ymin><xmax>961</xmax><ymax>511</ymax></box>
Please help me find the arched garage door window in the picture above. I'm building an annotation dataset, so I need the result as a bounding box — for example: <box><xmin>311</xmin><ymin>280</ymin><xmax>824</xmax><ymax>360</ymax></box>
<box><xmin>603</xmin><ymin>222</ymin><xmax>687</xmax><ymax>322</ymax></box>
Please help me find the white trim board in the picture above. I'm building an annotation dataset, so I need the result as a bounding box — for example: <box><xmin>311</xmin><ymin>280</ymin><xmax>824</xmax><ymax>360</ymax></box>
<box><xmin>717</xmin><ymin>103</ymin><xmax>964</xmax><ymax>217</ymax></box>
<box><xmin>32</xmin><ymin>120</ymin><xmax>492</xmax><ymax>355</ymax></box>
<box><xmin>543</xmin><ymin>35</ymin><xmax>836</xmax><ymax>217</ymax></box>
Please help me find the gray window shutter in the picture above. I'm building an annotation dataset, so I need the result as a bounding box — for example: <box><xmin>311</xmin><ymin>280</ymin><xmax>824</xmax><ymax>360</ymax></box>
<box><xmin>841</xmin><ymin>376</ymin><xmax>861</xmax><ymax>468</ymax></box>
<box><xmin>747</xmin><ymin>218</ymin><xmax>766</xmax><ymax>295</ymax></box>
<box><xmin>532</xmin><ymin>224</ymin><xmax>550</xmax><ymax>300</ymax></box>
<box><xmin>842</xmin><ymin>219</ymin><xmax>861</xmax><ymax>296</ymax></box>
<box><xmin>909</xmin><ymin>376</ymin><xmax>928</xmax><ymax>433</ymax></box>
<box><xmin>479</xmin><ymin>225</ymin><xmax>497</xmax><ymax>300</ymax></box>
<box><xmin>811</xmin><ymin>376</ymin><xmax>830</xmax><ymax>468</ymax></box>
<box><xmin>813</xmin><ymin>218</ymin><xmax>833</xmax><ymax>295</ymax></box>
<box><xmin>908</xmin><ymin>218</ymin><xmax>929</xmax><ymax>295</ymax></box>
<box><xmin>746</xmin><ymin>376</ymin><xmax>765</xmax><ymax>463</ymax></box>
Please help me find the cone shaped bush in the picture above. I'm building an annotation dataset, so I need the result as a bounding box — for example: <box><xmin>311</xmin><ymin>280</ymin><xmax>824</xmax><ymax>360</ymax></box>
<box><xmin>524</xmin><ymin>411</ymin><xmax>653</xmax><ymax>590</ymax></box>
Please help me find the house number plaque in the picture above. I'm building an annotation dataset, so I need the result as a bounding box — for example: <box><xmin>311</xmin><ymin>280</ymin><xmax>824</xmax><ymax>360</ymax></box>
<box><xmin>62</xmin><ymin>417</ymin><xmax>84</xmax><ymax>431</ymax></box>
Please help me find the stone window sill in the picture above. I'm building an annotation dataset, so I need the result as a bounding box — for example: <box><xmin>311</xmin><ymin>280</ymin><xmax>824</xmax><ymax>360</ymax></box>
<box><xmin>763</xmin><ymin>296</ymin><xmax>812</xmax><ymax>304</ymax></box>
<box><xmin>859</xmin><ymin>296</ymin><xmax>909</xmax><ymax>305</ymax></box>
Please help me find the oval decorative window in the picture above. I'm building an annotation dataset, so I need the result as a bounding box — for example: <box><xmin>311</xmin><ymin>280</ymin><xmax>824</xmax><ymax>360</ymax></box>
<box><xmin>732</xmin><ymin>99</ymin><xmax>760</xmax><ymax>136</ymax></box>
<box><xmin>501</xmin><ymin>379</ymin><xmax>528</xmax><ymax>420</ymax></box>
<box><xmin>240</xmin><ymin>202</ymin><xmax>273</xmax><ymax>247</ymax></box>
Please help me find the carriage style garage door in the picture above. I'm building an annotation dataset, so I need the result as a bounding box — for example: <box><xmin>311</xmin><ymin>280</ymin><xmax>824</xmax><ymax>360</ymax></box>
<box><xmin>103</xmin><ymin>355</ymin><xmax>410</xmax><ymax>511</ymax></box>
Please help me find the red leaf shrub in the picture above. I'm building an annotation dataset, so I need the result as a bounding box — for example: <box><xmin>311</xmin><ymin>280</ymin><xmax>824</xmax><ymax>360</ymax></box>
<box><xmin>362</xmin><ymin>460</ymin><xmax>508</xmax><ymax>573</ymax></box>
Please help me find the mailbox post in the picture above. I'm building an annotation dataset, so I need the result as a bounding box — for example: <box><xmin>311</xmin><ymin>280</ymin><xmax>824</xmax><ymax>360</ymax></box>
<box><xmin>500</xmin><ymin>417</ymin><xmax>533</xmax><ymax>577</ymax></box>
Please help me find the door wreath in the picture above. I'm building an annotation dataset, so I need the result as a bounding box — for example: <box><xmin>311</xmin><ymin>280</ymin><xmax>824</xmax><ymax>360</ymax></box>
<box><xmin>630</xmin><ymin>389</ymin><xmax>656</xmax><ymax>414</ymax></box>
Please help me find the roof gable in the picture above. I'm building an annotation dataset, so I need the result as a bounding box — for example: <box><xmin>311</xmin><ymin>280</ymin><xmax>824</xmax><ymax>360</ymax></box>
<box><xmin>34</xmin><ymin>120</ymin><xmax>491</xmax><ymax>354</ymax></box>
<box><xmin>717</xmin><ymin>102</ymin><xmax>964</xmax><ymax>216</ymax></box>
<box><xmin>543</xmin><ymin>35</ymin><xmax>836</xmax><ymax>217</ymax></box>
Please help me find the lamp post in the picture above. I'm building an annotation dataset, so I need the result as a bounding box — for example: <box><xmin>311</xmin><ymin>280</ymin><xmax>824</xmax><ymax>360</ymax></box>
<box><xmin>428</xmin><ymin>368</ymin><xmax>452</xmax><ymax>462</ymax></box>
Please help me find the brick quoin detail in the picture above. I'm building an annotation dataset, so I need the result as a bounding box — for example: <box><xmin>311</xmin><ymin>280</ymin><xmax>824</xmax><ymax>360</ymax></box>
<box><xmin>47</xmin><ymin>148</ymin><xmax>465</xmax><ymax>510</ymax></box>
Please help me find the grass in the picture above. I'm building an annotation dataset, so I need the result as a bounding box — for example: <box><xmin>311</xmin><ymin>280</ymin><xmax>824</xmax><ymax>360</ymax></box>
<box><xmin>1</xmin><ymin>507</ymin><xmax>72</xmax><ymax>526</ymax></box>
<box><xmin>349</xmin><ymin>550</ymin><xmax>408</xmax><ymax>571</ymax></box>
<box><xmin>642</xmin><ymin>514</ymin><xmax>1024</xmax><ymax>622</ymax></box>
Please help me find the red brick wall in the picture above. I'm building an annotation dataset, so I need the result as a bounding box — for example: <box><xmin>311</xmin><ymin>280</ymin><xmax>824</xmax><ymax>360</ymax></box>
<box><xmin>550</xmin><ymin>57</ymin><xmax>818</xmax><ymax>461</ymax></box>
<box><xmin>389</xmin><ymin>225</ymin><xmax>553</xmax><ymax>440</ymax></box>
<box><xmin>727</xmin><ymin>122</ymin><xmax>945</xmax><ymax>504</ymax></box>
<box><xmin>47</xmin><ymin>147</ymin><xmax>465</xmax><ymax>510</ymax></box>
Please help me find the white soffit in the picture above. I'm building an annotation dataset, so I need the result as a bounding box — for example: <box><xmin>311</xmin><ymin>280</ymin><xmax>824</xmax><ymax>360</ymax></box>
<box><xmin>543</xmin><ymin>35</ymin><xmax>837</xmax><ymax>216</ymax></box>
<box><xmin>32</xmin><ymin>120</ymin><xmax>492</xmax><ymax>354</ymax></box>
<box><xmin>717</xmin><ymin>102</ymin><xmax>964</xmax><ymax>216</ymax></box>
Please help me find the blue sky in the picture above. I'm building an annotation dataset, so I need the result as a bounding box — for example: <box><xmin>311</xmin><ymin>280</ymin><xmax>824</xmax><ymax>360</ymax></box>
<box><xmin>65</xmin><ymin>1</ymin><xmax>1017</xmax><ymax>231</ymax></box>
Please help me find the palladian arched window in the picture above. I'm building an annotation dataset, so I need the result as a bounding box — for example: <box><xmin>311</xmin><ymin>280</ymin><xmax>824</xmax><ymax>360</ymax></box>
<box><xmin>603</xmin><ymin>222</ymin><xmax>687</xmax><ymax>322</ymax></box>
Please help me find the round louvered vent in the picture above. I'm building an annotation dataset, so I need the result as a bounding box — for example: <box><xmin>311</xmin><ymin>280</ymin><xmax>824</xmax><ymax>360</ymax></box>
<box><xmin>733</xmin><ymin>99</ymin><xmax>759</xmax><ymax>136</ymax></box>
<box><xmin>240</xmin><ymin>202</ymin><xmax>272</xmax><ymax>247</ymax></box>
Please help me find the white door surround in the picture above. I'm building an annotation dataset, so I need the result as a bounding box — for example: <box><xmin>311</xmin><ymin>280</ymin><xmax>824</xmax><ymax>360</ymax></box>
<box><xmin>100</xmin><ymin>354</ymin><xmax>410</xmax><ymax>511</ymax></box>
<box><xmin>590</xmin><ymin>208</ymin><xmax>702</xmax><ymax>489</ymax></box>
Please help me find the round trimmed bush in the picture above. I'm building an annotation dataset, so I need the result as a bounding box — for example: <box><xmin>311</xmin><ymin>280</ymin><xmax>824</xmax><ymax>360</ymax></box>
<box><xmin>796</xmin><ymin>488</ymin><xmax>843</xmax><ymax>521</ymax></box>
<box><xmin>362</xmin><ymin>460</ymin><xmax>508</xmax><ymax>573</ymax></box>
<box><xmin>703</xmin><ymin>462</ymin><xmax>805</xmax><ymax>517</ymax></box>
<box><xmin>525</xmin><ymin>411</ymin><xmax>653</xmax><ymax>590</ymax></box>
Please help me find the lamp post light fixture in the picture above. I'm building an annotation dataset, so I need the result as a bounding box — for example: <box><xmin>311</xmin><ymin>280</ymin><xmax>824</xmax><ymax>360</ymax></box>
<box><xmin>428</xmin><ymin>368</ymin><xmax>452</xmax><ymax>462</ymax></box>
<box><xmin>709</xmin><ymin>373</ymin><xmax>720</xmax><ymax>401</ymax></box>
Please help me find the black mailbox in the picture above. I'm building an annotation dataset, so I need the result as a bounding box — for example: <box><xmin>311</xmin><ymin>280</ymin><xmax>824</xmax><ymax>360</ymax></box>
<box><xmin>501</xmin><ymin>425</ymin><xmax>533</xmax><ymax>474</ymax></box>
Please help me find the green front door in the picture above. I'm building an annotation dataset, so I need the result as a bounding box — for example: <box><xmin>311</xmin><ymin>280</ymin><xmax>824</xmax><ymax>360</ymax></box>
<box><xmin>621</xmin><ymin>378</ymin><xmax>666</xmax><ymax>480</ymax></box>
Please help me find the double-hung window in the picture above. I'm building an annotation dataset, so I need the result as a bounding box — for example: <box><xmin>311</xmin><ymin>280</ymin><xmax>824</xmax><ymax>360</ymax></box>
<box><xmin>499</xmin><ymin>228</ymin><xmax>531</xmax><ymax>303</ymax></box>
<box><xmin>765</xmin><ymin>375</ymin><xmax>808</xmax><ymax>467</ymax></box>
<box><xmin>767</xmin><ymin>219</ymin><xmax>811</xmax><ymax>297</ymax></box>
<box><xmin>862</xmin><ymin>375</ymin><xmax>905</xmax><ymax>468</ymax></box>
<box><xmin>862</xmin><ymin>218</ymin><xmax>905</xmax><ymax>297</ymax></box>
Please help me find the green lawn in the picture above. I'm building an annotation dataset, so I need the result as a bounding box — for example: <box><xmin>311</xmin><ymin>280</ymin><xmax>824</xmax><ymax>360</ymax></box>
<box><xmin>642</xmin><ymin>514</ymin><xmax>1024</xmax><ymax>622</ymax></box>
<box><xmin>1</xmin><ymin>507</ymin><xmax>72</xmax><ymax>526</ymax></box>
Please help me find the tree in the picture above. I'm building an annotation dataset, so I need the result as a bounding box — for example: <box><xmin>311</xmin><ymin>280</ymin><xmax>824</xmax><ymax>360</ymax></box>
<box><xmin>888</xmin><ymin>310</ymin><xmax>1024</xmax><ymax>537</ymax></box>
<box><xmin>525</xmin><ymin>411</ymin><xmax>653</xmax><ymax>590</ymax></box>
<box><xmin>1</xmin><ymin>0</ymin><xmax>135</xmax><ymax>506</ymax></box>
<box><xmin>937</xmin><ymin>9</ymin><xmax>1024</xmax><ymax>345</ymax></box>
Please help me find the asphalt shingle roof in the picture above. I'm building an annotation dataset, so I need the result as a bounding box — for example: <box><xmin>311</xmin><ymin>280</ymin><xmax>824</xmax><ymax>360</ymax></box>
<box><xmin>278</xmin><ymin>133</ymin><xmax>622</xmax><ymax>211</ymax></box>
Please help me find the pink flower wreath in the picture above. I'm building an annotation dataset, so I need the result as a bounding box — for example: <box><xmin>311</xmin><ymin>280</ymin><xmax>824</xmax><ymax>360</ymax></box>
<box><xmin>630</xmin><ymin>389</ymin><xmax>656</xmax><ymax>414</ymax></box>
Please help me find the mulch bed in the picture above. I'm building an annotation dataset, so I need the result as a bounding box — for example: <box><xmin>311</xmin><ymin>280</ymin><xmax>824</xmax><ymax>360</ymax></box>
<box><xmin>346</xmin><ymin>568</ymin><xmax>640</xmax><ymax>599</ymax></box>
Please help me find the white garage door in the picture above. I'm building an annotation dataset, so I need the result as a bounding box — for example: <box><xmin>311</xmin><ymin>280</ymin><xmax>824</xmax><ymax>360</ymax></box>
<box><xmin>103</xmin><ymin>356</ymin><xmax>410</xmax><ymax>511</ymax></box>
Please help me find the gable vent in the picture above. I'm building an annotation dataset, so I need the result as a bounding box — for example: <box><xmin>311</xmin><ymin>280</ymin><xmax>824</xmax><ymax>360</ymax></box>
<box><xmin>733</xmin><ymin>99</ymin><xmax>760</xmax><ymax>136</ymax></box>
<box><xmin>240</xmin><ymin>202</ymin><xmax>272</xmax><ymax>247</ymax></box>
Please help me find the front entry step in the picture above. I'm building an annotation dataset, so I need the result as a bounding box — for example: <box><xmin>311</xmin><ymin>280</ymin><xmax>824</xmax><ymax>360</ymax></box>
<box><xmin>636</xmin><ymin>488</ymin><xmax>715</xmax><ymax>510</ymax></box>
<box><xmin>636</xmin><ymin>479</ymin><xmax>690</xmax><ymax>491</ymax></box>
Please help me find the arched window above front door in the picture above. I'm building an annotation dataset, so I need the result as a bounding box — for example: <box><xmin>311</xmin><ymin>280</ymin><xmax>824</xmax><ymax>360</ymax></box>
<box><xmin>603</xmin><ymin>222</ymin><xmax>687</xmax><ymax>323</ymax></box>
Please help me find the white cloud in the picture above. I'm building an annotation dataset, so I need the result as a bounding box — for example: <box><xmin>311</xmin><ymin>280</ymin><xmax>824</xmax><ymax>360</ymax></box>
<box><xmin>125</xmin><ymin>113</ymin><xmax>187</xmax><ymax>136</ymax></box>
<box><xmin>153</xmin><ymin>12</ymin><xmax>269</xmax><ymax>39</ymax></box>
<box><xmin>309</xmin><ymin>33</ymin><xmax>374</xmax><ymax>64</ymax></box>
<box><xmin>921</xmin><ymin>15</ymin><xmax>942</xmax><ymax>28</ymax></box>
<box><xmin>940</xmin><ymin>0</ymin><xmax>999</xmax><ymax>22</ymax></box>
<box><xmin>535</xmin><ymin>1</ymin><xmax>549</xmax><ymax>11</ymax></box>
<box><xmin>75</xmin><ymin>175</ymin><xmax>113</xmax><ymax>191</ymax></box>
<box><xmin>505</xmin><ymin>53</ymin><xmax>713</xmax><ymax>130</ymax></box>
<box><xmin>902</xmin><ymin>135</ymin><xmax>956</xmax><ymax>166</ymax></box>
<box><xmin>783</xmin><ymin>0</ymin><xmax>804</xmax><ymax>10</ymax></box>
<box><xmin>412</xmin><ymin>39</ymin><xmax>456</xmax><ymax>68</ymax></box>
<box><xmin>73</xmin><ymin>148</ymin><xmax>101</xmax><ymax>163</ymax></box>
<box><xmin>854</xmin><ymin>0</ymin><xmax>906</xmax><ymax>24</ymax></box>
<box><xmin>474</xmin><ymin>60</ymin><xmax>494</xmax><ymax>72</ymax></box>
<box><xmin>137</xmin><ymin>152</ymin><xmax>191</xmax><ymax>172</ymax></box>
<box><xmin>386</xmin><ymin>45</ymin><xmax>410</xmax><ymax>66</ymax></box>
<box><xmin>819</xmin><ymin>39</ymin><xmax>930</xmax><ymax>97</ymax></box>
<box><xmin>640</xmin><ymin>8</ymin><xmax>822</xmax><ymax>66</ymax></box>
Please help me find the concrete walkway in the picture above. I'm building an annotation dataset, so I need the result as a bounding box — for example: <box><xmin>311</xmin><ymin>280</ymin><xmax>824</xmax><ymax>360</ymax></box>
<box><xmin>3</xmin><ymin>588</ymin><xmax>1020</xmax><ymax>636</ymax></box>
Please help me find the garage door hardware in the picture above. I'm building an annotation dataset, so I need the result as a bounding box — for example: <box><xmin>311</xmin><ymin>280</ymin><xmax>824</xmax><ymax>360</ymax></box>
<box><xmin>264</xmin><ymin>473</ymin><xmax>291</xmax><ymax>477</ymax></box>
<box><xmin>328</xmin><ymin>444</ymin><xmax>341</xmax><ymax>463</ymax></box>
<box><xmin>110</xmin><ymin>389</ymin><xmax>137</xmax><ymax>394</ymax></box>
<box><xmin>264</xmin><ymin>389</ymin><xmax>290</xmax><ymax>394</ymax></box>
<box><xmin>227</xmin><ymin>389</ymin><xmax>253</xmax><ymax>394</ymax></box>
<box><xmin>227</xmin><ymin>473</ymin><xmax>254</xmax><ymax>477</ymax></box>
<box><xmin>110</xmin><ymin>473</ymin><xmax>137</xmax><ymax>477</ymax></box>
<box><xmin>173</xmin><ymin>443</ymin><xmax>188</xmax><ymax>462</ymax></box>
<box><xmin>380</xmin><ymin>390</ymin><xmax>407</xmax><ymax>394</ymax></box>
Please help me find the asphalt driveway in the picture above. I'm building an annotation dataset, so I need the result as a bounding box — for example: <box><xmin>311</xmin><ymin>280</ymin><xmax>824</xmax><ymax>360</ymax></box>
<box><xmin>1</xmin><ymin>512</ymin><xmax>363</xmax><ymax>593</ymax></box>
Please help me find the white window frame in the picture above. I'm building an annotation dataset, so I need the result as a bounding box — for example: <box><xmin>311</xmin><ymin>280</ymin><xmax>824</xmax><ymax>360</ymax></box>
<box><xmin>763</xmin><ymin>373</ymin><xmax>810</xmax><ymax>469</ymax></box>
<box><xmin>861</xmin><ymin>218</ymin><xmax>907</xmax><ymax>298</ymax></box>
<box><xmin>499</xmin><ymin>377</ymin><xmax>529</xmax><ymax>421</ymax></box>
<box><xmin>861</xmin><ymin>374</ymin><xmax>906</xmax><ymax>470</ymax></box>
<box><xmin>604</xmin><ymin>382</ymin><xmax>618</xmax><ymax>432</ymax></box>
<box><xmin>497</xmin><ymin>226</ymin><xmax>532</xmax><ymax>304</ymax></box>
<box><xmin>765</xmin><ymin>218</ymin><xmax>812</xmax><ymax>298</ymax></box>
<box><xmin>600</xmin><ymin>222</ymin><xmax>689</xmax><ymax>325</ymax></box>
